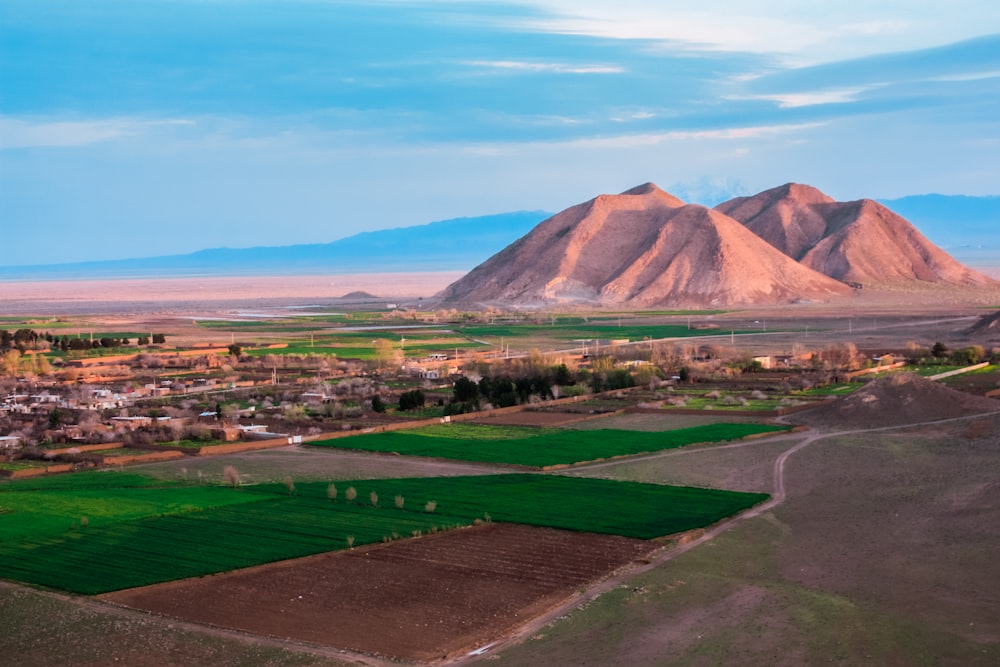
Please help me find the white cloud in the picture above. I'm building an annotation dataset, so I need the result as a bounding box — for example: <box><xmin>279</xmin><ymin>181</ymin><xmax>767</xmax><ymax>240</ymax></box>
<box><xmin>450</xmin><ymin>121</ymin><xmax>827</xmax><ymax>153</ymax></box>
<box><xmin>507</xmin><ymin>1</ymin><xmax>1000</xmax><ymax>63</ymax></box>
<box><xmin>0</xmin><ymin>117</ymin><xmax>195</xmax><ymax>149</ymax></box>
<box><xmin>463</xmin><ymin>60</ymin><xmax>624</xmax><ymax>74</ymax></box>
<box><xmin>728</xmin><ymin>86</ymin><xmax>877</xmax><ymax>108</ymax></box>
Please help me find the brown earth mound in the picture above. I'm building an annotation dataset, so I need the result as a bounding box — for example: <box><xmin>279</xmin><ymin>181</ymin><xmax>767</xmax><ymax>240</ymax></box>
<box><xmin>965</xmin><ymin>309</ymin><xmax>1000</xmax><ymax>336</ymax></box>
<box><xmin>790</xmin><ymin>373</ymin><xmax>1000</xmax><ymax>430</ymax></box>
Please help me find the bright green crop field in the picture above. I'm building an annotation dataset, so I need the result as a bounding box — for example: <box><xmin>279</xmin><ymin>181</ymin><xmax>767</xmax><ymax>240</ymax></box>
<box><xmin>307</xmin><ymin>422</ymin><xmax>790</xmax><ymax>467</ymax></box>
<box><xmin>0</xmin><ymin>472</ymin><xmax>767</xmax><ymax>594</ymax></box>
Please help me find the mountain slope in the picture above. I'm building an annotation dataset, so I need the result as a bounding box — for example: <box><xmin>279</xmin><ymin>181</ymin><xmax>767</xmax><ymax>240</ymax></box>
<box><xmin>714</xmin><ymin>183</ymin><xmax>835</xmax><ymax>259</ymax></box>
<box><xmin>717</xmin><ymin>184</ymin><xmax>993</xmax><ymax>286</ymax></box>
<box><xmin>439</xmin><ymin>184</ymin><xmax>853</xmax><ymax>307</ymax></box>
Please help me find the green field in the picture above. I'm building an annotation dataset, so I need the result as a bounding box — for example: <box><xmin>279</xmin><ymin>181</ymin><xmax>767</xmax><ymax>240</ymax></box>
<box><xmin>0</xmin><ymin>471</ymin><xmax>767</xmax><ymax>594</ymax></box>
<box><xmin>457</xmin><ymin>323</ymin><xmax>748</xmax><ymax>341</ymax></box>
<box><xmin>797</xmin><ymin>383</ymin><xmax>863</xmax><ymax>396</ymax></box>
<box><xmin>307</xmin><ymin>422</ymin><xmax>789</xmax><ymax>467</ymax></box>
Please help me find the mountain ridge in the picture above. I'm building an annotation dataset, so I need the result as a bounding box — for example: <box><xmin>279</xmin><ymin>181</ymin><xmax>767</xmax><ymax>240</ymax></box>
<box><xmin>440</xmin><ymin>182</ymin><xmax>995</xmax><ymax>307</ymax></box>
<box><xmin>718</xmin><ymin>184</ymin><xmax>993</xmax><ymax>286</ymax></box>
<box><xmin>440</xmin><ymin>184</ymin><xmax>855</xmax><ymax>307</ymax></box>
<box><xmin>2</xmin><ymin>191</ymin><xmax>998</xmax><ymax>283</ymax></box>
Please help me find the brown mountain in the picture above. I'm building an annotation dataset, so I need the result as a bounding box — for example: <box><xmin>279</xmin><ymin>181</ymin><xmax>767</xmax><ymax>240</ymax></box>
<box><xmin>717</xmin><ymin>183</ymin><xmax>993</xmax><ymax>286</ymax></box>
<box><xmin>439</xmin><ymin>183</ymin><xmax>853</xmax><ymax>307</ymax></box>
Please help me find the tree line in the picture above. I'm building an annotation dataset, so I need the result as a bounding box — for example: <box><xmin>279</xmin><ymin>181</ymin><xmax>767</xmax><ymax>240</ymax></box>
<box><xmin>1</xmin><ymin>329</ymin><xmax>166</xmax><ymax>353</ymax></box>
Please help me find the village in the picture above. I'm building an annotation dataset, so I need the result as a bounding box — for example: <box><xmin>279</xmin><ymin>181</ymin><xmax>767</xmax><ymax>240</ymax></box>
<box><xmin>3</xmin><ymin>310</ymin><xmax>995</xmax><ymax>479</ymax></box>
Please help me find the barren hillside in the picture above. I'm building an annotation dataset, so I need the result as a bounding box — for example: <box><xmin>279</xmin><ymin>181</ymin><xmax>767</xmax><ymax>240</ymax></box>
<box><xmin>439</xmin><ymin>184</ymin><xmax>852</xmax><ymax>307</ymax></box>
<box><xmin>718</xmin><ymin>184</ymin><xmax>994</xmax><ymax>287</ymax></box>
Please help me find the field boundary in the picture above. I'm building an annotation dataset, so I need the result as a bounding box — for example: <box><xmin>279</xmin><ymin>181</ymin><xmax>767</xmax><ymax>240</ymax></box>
<box><xmin>928</xmin><ymin>361</ymin><xmax>990</xmax><ymax>380</ymax></box>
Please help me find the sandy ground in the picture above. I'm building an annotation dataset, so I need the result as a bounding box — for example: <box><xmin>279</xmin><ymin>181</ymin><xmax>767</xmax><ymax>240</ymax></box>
<box><xmin>0</xmin><ymin>273</ymin><xmax>464</xmax><ymax>315</ymax></box>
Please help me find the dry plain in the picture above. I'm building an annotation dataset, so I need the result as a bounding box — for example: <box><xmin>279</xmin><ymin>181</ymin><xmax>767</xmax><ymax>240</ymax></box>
<box><xmin>2</xmin><ymin>275</ymin><xmax>1000</xmax><ymax>665</ymax></box>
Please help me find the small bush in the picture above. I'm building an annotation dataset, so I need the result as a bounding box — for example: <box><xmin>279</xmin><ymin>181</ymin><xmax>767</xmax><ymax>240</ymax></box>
<box><xmin>394</xmin><ymin>494</ymin><xmax>405</xmax><ymax>509</ymax></box>
<box><xmin>346</xmin><ymin>535</ymin><xmax>355</xmax><ymax>548</ymax></box>
<box><xmin>326</xmin><ymin>483</ymin><xmax>337</xmax><ymax>501</ymax></box>
<box><xmin>283</xmin><ymin>475</ymin><xmax>295</xmax><ymax>495</ymax></box>
<box><xmin>345</xmin><ymin>486</ymin><xmax>357</xmax><ymax>502</ymax></box>
<box><xmin>369</xmin><ymin>490</ymin><xmax>379</xmax><ymax>507</ymax></box>
<box><xmin>222</xmin><ymin>465</ymin><xmax>240</xmax><ymax>488</ymax></box>
<box><xmin>424</xmin><ymin>500</ymin><xmax>437</xmax><ymax>513</ymax></box>
<box><xmin>80</xmin><ymin>516</ymin><xmax>89</xmax><ymax>528</ymax></box>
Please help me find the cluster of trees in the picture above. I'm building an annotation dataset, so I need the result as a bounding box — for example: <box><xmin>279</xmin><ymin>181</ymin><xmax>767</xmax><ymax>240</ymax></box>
<box><xmin>590</xmin><ymin>357</ymin><xmax>635</xmax><ymax>392</ymax></box>
<box><xmin>0</xmin><ymin>329</ymin><xmax>166</xmax><ymax>354</ymax></box>
<box><xmin>930</xmin><ymin>342</ymin><xmax>989</xmax><ymax>365</ymax></box>
<box><xmin>0</xmin><ymin>329</ymin><xmax>42</xmax><ymax>352</ymax></box>
<box><xmin>444</xmin><ymin>363</ymin><xmax>580</xmax><ymax>414</ymax></box>
<box><xmin>397</xmin><ymin>389</ymin><xmax>426</xmax><ymax>411</ymax></box>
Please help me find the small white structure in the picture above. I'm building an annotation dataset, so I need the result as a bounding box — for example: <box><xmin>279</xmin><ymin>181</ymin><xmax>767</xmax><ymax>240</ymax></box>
<box><xmin>0</xmin><ymin>435</ymin><xmax>22</xmax><ymax>450</ymax></box>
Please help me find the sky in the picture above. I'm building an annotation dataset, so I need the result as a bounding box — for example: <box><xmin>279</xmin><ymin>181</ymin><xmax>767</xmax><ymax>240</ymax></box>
<box><xmin>2</xmin><ymin>0</ymin><xmax>999</xmax><ymax>265</ymax></box>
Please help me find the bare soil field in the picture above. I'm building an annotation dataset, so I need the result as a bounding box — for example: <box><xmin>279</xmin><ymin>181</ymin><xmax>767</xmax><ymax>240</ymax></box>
<box><xmin>564</xmin><ymin>436</ymin><xmax>795</xmax><ymax>494</ymax></box>
<box><xmin>103</xmin><ymin>523</ymin><xmax>658</xmax><ymax>662</ymax></box>
<box><xmin>131</xmin><ymin>445</ymin><xmax>509</xmax><ymax>484</ymax></box>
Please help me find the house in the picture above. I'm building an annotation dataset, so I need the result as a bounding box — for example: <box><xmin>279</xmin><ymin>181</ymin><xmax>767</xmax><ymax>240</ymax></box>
<box><xmin>0</xmin><ymin>435</ymin><xmax>22</xmax><ymax>451</ymax></box>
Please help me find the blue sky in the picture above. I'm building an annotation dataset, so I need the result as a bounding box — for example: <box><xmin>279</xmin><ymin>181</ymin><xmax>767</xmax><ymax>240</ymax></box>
<box><xmin>2</xmin><ymin>0</ymin><xmax>999</xmax><ymax>265</ymax></box>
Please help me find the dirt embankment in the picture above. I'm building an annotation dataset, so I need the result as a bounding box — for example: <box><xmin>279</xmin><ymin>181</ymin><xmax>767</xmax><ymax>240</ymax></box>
<box><xmin>788</xmin><ymin>372</ymin><xmax>1000</xmax><ymax>430</ymax></box>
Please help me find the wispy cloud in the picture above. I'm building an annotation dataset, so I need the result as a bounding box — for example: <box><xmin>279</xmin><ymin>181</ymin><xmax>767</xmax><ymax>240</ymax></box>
<box><xmin>513</xmin><ymin>1</ymin><xmax>1000</xmax><ymax>63</ymax></box>
<box><xmin>463</xmin><ymin>60</ymin><xmax>624</xmax><ymax>74</ymax></box>
<box><xmin>0</xmin><ymin>117</ymin><xmax>194</xmax><ymax>149</ymax></box>
<box><xmin>729</xmin><ymin>86</ymin><xmax>878</xmax><ymax>109</ymax></box>
<box><xmin>526</xmin><ymin>122</ymin><xmax>828</xmax><ymax>150</ymax></box>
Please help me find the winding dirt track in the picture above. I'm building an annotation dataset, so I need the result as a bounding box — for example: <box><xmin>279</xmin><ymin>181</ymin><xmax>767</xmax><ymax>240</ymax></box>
<box><xmin>445</xmin><ymin>408</ymin><xmax>1000</xmax><ymax>665</ymax></box>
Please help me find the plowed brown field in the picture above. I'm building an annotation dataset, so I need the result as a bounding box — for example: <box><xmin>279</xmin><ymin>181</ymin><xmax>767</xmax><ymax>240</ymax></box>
<box><xmin>104</xmin><ymin>523</ymin><xmax>657</xmax><ymax>662</ymax></box>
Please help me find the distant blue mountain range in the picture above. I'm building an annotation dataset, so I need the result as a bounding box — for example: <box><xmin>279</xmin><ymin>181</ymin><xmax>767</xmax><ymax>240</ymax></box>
<box><xmin>877</xmin><ymin>195</ymin><xmax>1000</xmax><ymax>267</ymax></box>
<box><xmin>2</xmin><ymin>194</ymin><xmax>998</xmax><ymax>281</ymax></box>
<box><xmin>0</xmin><ymin>211</ymin><xmax>551</xmax><ymax>280</ymax></box>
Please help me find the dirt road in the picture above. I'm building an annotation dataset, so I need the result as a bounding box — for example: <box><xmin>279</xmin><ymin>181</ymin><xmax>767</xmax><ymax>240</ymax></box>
<box><xmin>449</xmin><ymin>408</ymin><xmax>1000</xmax><ymax>664</ymax></box>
